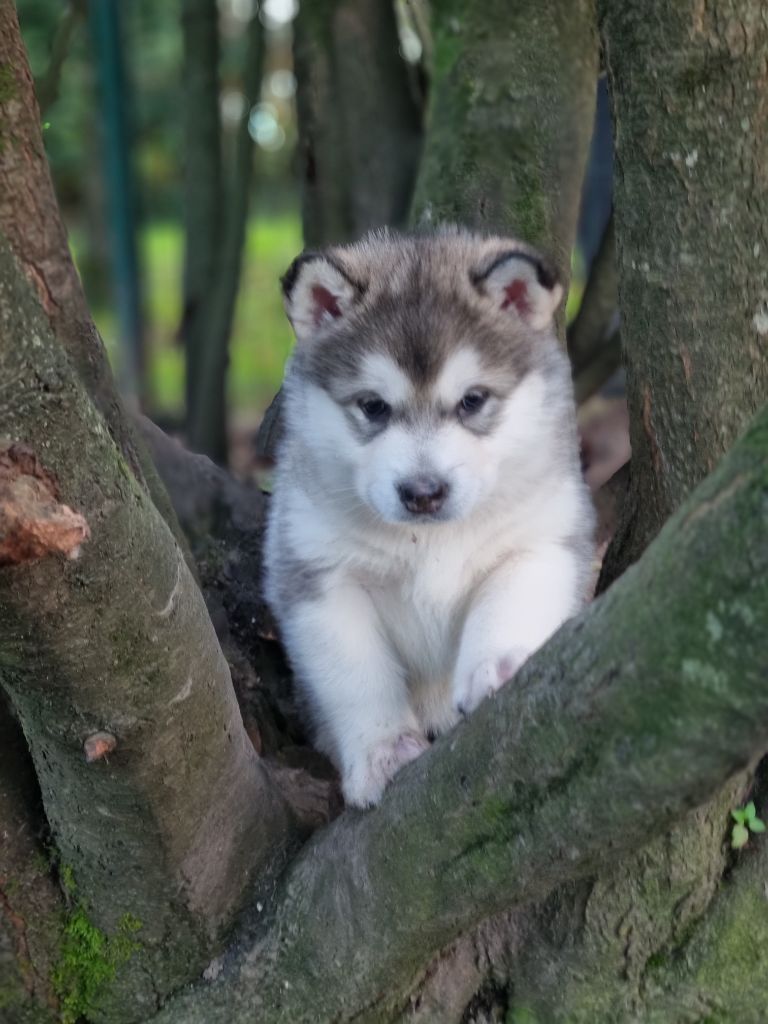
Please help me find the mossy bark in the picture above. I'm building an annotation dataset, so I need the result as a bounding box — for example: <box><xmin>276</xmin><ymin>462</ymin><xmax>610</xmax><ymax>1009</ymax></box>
<box><xmin>499</xmin><ymin>4</ymin><xmax>768</xmax><ymax>1021</ymax></box>
<box><xmin>151</xmin><ymin>399</ymin><xmax>768</xmax><ymax>1024</ymax></box>
<box><xmin>0</xmin><ymin>236</ymin><xmax>295</xmax><ymax>1021</ymax></box>
<box><xmin>599</xmin><ymin>0</ymin><xmax>768</xmax><ymax>585</ymax></box>
<box><xmin>410</xmin><ymin>0</ymin><xmax>598</xmax><ymax>294</ymax></box>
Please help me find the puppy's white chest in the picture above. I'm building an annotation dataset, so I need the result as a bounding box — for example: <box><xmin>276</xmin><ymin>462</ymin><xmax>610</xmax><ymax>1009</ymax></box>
<box><xmin>367</xmin><ymin>529</ymin><xmax>489</xmax><ymax>685</ymax></box>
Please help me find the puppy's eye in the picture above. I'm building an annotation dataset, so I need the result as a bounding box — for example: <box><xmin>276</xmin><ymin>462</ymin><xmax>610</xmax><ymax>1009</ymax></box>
<box><xmin>358</xmin><ymin>396</ymin><xmax>391</xmax><ymax>422</ymax></box>
<box><xmin>458</xmin><ymin>389</ymin><xmax>489</xmax><ymax>416</ymax></box>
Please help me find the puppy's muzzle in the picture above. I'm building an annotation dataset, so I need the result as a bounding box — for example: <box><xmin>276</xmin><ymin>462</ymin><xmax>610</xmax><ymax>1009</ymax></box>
<box><xmin>396</xmin><ymin>476</ymin><xmax>449</xmax><ymax>516</ymax></box>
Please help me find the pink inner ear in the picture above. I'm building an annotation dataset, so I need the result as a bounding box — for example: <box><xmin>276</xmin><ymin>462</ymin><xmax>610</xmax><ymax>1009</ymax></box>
<box><xmin>501</xmin><ymin>279</ymin><xmax>532</xmax><ymax>318</ymax></box>
<box><xmin>311</xmin><ymin>284</ymin><xmax>343</xmax><ymax>325</ymax></box>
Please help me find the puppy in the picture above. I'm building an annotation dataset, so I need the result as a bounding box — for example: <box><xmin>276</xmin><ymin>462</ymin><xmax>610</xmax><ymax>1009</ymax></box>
<box><xmin>264</xmin><ymin>227</ymin><xmax>594</xmax><ymax>808</ymax></box>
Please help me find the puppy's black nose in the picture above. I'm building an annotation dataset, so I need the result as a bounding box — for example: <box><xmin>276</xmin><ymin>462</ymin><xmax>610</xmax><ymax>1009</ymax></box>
<box><xmin>397</xmin><ymin>476</ymin><xmax>449</xmax><ymax>515</ymax></box>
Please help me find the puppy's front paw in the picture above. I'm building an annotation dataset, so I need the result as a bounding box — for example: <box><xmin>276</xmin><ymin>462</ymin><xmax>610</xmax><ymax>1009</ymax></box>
<box><xmin>452</xmin><ymin>647</ymin><xmax>530</xmax><ymax>716</ymax></box>
<box><xmin>342</xmin><ymin>731</ymin><xmax>429</xmax><ymax>809</ymax></box>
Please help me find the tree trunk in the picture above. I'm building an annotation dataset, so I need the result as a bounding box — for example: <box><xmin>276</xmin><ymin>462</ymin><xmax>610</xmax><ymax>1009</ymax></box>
<box><xmin>410</xmin><ymin>0</ymin><xmax>599</xmax><ymax>296</ymax></box>
<box><xmin>187</xmin><ymin>8</ymin><xmax>265</xmax><ymax>464</ymax></box>
<box><xmin>0</xmin><ymin>235</ymin><xmax>296</xmax><ymax>1021</ymax></box>
<box><xmin>180</xmin><ymin>0</ymin><xmax>224</xmax><ymax>425</ymax></box>
<box><xmin>293</xmin><ymin>0</ymin><xmax>423</xmax><ymax>247</ymax></box>
<box><xmin>599</xmin><ymin>0</ymin><xmax>768</xmax><ymax>586</ymax></box>
<box><xmin>34</xmin><ymin>0</ymin><xmax>85</xmax><ymax>116</ymax></box>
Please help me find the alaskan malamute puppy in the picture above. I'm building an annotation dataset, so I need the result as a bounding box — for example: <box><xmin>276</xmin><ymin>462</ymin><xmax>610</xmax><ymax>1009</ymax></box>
<box><xmin>264</xmin><ymin>228</ymin><xmax>595</xmax><ymax>807</ymax></box>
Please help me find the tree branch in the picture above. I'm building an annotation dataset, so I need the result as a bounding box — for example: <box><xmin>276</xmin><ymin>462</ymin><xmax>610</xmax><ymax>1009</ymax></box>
<box><xmin>0</xmin><ymin>236</ymin><xmax>297</xmax><ymax>1017</ymax></box>
<box><xmin>154</xmin><ymin>403</ymin><xmax>768</xmax><ymax>1023</ymax></box>
<box><xmin>136</xmin><ymin>416</ymin><xmax>340</xmax><ymax>822</ymax></box>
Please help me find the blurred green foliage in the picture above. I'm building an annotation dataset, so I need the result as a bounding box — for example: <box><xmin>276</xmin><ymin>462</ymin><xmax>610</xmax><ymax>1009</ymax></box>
<box><xmin>18</xmin><ymin>0</ymin><xmax>302</xmax><ymax>424</ymax></box>
<box><xmin>72</xmin><ymin>212</ymin><xmax>301</xmax><ymax>419</ymax></box>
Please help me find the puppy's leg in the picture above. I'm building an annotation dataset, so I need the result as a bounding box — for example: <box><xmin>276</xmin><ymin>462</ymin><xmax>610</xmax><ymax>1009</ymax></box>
<box><xmin>452</xmin><ymin>544</ymin><xmax>581</xmax><ymax>716</ymax></box>
<box><xmin>283</xmin><ymin>582</ymin><xmax>427</xmax><ymax>808</ymax></box>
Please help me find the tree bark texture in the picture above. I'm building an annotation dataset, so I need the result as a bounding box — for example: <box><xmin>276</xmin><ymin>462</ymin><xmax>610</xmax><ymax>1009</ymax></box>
<box><xmin>180</xmin><ymin>0</ymin><xmax>224</xmax><ymax>423</ymax></box>
<box><xmin>490</xmin><ymin>4</ymin><xmax>768</xmax><ymax>1018</ymax></box>
<box><xmin>293</xmin><ymin>0</ymin><xmax>423</xmax><ymax>248</ymax></box>
<box><xmin>0</xmin><ymin>0</ymin><xmax>191</xmax><ymax>563</ymax></box>
<box><xmin>599</xmin><ymin>0</ymin><xmax>768</xmax><ymax>585</ymax></box>
<box><xmin>501</xmin><ymin>5</ymin><xmax>768</xmax><ymax>1021</ymax></box>
<box><xmin>410</xmin><ymin>0</ymin><xmax>598</xmax><ymax>293</ymax></box>
<box><xmin>0</xmin><ymin>236</ymin><xmax>295</xmax><ymax>1020</ymax></box>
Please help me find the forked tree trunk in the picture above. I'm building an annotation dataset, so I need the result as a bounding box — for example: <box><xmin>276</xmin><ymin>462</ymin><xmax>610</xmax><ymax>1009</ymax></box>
<box><xmin>2</xmin><ymin>1</ymin><xmax>768</xmax><ymax>1022</ymax></box>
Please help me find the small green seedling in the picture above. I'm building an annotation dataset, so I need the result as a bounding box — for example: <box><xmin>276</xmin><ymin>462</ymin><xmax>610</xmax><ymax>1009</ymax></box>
<box><xmin>731</xmin><ymin>802</ymin><xmax>766</xmax><ymax>849</ymax></box>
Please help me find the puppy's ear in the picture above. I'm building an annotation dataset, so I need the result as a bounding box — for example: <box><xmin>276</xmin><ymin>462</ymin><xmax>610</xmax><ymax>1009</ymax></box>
<box><xmin>281</xmin><ymin>252</ymin><xmax>362</xmax><ymax>343</ymax></box>
<box><xmin>471</xmin><ymin>249</ymin><xmax>563</xmax><ymax>330</ymax></box>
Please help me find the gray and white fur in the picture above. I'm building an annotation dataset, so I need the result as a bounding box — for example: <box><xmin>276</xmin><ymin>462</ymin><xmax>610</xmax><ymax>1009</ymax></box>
<box><xmin>264</xmin><ymin>227</ymin><xmax>595</xmax><ymax>808</ymax></box>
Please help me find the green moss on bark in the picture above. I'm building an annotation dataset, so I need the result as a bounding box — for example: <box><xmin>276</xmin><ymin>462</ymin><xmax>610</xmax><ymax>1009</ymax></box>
<box><xmin>411</xmin><ymin>0</ymin><xmax>598</xmax><ymax>294</ymax></box>
<box><xmin>52</xmin><ymin>908</ymin><xmax>142</xmax><ymax>1024</ymax></box>
<box><xmin>0</xmin><ymin>62</ymin><xmax>16</xmax><ymax>103</ymax></box>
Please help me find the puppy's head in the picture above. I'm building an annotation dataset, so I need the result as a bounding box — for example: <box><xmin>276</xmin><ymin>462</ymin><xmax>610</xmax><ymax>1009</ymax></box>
<box><xmin>280</xmin><ymin>229</ymin><xmax>565</xmax><ymax>524</ymax></box>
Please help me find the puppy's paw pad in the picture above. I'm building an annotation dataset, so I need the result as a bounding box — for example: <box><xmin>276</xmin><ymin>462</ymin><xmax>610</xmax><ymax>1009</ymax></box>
<box><xmin>453</xmin><ymin>647</ymin><xmax>530</xmax><ymax>716</ymax></box>
<box><xmin>342</xmin><ymin>730</ymin><xmax>429</xmax><ymax>808</ymax></box>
